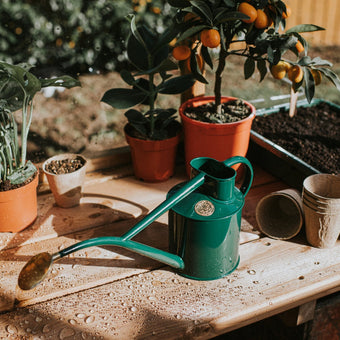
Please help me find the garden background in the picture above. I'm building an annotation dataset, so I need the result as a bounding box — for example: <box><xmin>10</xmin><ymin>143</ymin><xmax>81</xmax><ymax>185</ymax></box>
<box><xmin>1</xmin><ymin>0</ymin><xmax>339</xmax><ymax>161</ymax></box>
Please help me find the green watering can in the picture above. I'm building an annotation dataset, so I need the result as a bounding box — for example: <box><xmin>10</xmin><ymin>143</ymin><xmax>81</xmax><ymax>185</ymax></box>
<box><xmin>18</xmin><ymin>156</ymin><xmax>253</xmax><ymax>290</ymax></box>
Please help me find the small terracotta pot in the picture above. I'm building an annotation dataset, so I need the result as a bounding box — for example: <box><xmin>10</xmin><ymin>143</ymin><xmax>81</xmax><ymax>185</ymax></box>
<box><xmin>179</xmin><ymin>96</ymin><xmax>256</xmax><ymax>175</ymax></box>
<box><xmin>0</xmin><ymin>172</ymin><xmax>39</xmax><ymax>232</ymax></box>
<box><xmin>43</xmin><ymin>154</ymin><xmax>87</xmax><ymax>208</ymax></box>
<box><xmin>124</xmin><ymin>125</ymin><xmax>181</xmax><ymax>182</ymax></box>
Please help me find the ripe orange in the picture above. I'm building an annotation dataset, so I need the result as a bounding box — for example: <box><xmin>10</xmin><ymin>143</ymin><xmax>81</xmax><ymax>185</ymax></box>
<box><xmin>172</xmin><ymin>45</ymin><xmax>191</xmax><ymax>61</ymax></box>
<box><xmin>200</xmin><ymin>29</ymin><xmax>220</xmax><ymax>48</ymax></box>
<box><xmin>238</xmin><ymin>2</ymin><xmax>257</xmax><ymax>23</ymax></box>
<box><xmin>311</xmin><ymin>69</ymin><xmax>322</xmax><ymax>85</ymax></box>
<box><xmin>295</xmin><ymin>40</ymin><xmax>304</xmax><ymax>53</ymax></box>
<box><xmin>185</xmin><ymin>54</ymin><xmax>204</xmax><ymax>73</ymax></box>
<box><xmin>287</xmin><ymin>65</ymin><xmax>304</xmax><ymax>83</ymax></box>
<box><xmin>254</xmin><ymin>9</ymin><xmax>269</xmax><ymax>29</ymax></box>
<box><xmin>270</xmin><ymin>61</ymin><xmax>290</xmax><ymax>79</ymax></box>
<box><xmin>282</xmin><ymin>4</ymin><xmax>292</xmax><ymax>19</ymax></box>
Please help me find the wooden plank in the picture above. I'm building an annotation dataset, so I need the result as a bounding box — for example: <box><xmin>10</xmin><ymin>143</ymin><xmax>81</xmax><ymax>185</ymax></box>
<box><xmin>0</xmin><ymin>238</ymin><xmax>339</xmax><ymax>339</ymax></box>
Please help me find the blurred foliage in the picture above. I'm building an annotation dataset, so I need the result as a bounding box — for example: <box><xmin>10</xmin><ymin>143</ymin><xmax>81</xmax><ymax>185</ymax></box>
<box><xmin>0</xmin><ymin>0</ymin><xmax>174</xmax><ymax>76</ymax></box>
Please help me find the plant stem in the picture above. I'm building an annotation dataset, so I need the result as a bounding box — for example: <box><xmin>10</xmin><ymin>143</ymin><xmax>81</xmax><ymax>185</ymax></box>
<box><xmin>20</xmin><ymin>95</ymin><xmax>30</xmax><ymax>167</ymax></box>
<box><xmin>214</xmin><ymin>42</ymin><xmax>228</xmax><ymax>114</ymax></box>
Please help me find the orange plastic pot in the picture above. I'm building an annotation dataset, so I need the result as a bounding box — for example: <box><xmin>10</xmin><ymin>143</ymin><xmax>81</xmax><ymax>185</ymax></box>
<box><xmin>179</xmin><ymin>96</ymin><xmax>256</xmax><ymax>175</ymax></box>
<box><xmin>0</xmin><ymin>172</ymin><xmax>39</xmax><ymax>232</ymax></box>
<box><xmin>124</xmin><ymin>125</ymin><xmax>181</xmax><ymax>182</ymax></box>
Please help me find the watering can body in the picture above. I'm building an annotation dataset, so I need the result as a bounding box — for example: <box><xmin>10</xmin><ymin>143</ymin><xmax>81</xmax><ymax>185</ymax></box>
<box><xmin>167</xmin><ymin>156</ymin><xmax>252</xmax><ymax>280</ymax></box>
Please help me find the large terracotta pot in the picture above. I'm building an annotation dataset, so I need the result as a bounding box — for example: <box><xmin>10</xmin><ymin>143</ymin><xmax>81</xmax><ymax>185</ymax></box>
<box><xmin>179</xmin><ymin>96</ymin><xmax>256</xmax><ymax>175</ymax></box>
<box><xmin>0</xmin><ymin>172</ymin><xmax>39</xmax><ymax>232</ymax></box>
<box><xmin>124</xmin><ymin>125</ymin><xmax>181</xmax><ymax>182</ymax></box>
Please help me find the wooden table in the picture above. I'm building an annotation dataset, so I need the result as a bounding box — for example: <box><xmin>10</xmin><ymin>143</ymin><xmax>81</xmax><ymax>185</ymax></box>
<box><xmin>0</xmin><ymin>150</ymin><xmax>339</xmax><ymax>339</ymax></box>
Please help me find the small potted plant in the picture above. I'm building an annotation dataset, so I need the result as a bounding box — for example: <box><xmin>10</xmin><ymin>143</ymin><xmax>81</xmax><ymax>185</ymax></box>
<box><xmin>0</xmin><ymin>62</ymin><xmax>80</xmax><ymax>232</ymax></box>
<box><xmin>168</xmin><ymin>0</ymin><xmax>340</xmax><ymax>174</ymax></box>
<box><xmin>101</xmin><ymin>15</ymin><xmax>195</xmax><ymax>182</ymax></box>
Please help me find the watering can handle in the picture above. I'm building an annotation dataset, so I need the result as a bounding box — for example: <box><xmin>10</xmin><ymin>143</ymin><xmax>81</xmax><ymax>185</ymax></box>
<box><xmin>223</xmin><ymin>156</ymin><xmax>253</xmax><ymax>197</ymax></box>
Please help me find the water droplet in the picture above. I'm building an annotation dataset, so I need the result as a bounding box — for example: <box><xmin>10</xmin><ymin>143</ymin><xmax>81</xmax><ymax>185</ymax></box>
<box><xmin>6</xmin><ymin>324</ymin><xmax>17</xmax><ymax>334</ymax></box>
<box><xmin>128</xmin><ymin>285</ymin><xmax>133</xmax><ymax>289</ymax></box>
<box><xmin>35</xmin><ymin>316</ymin><xmax>42</xmax><ymax>322</ymax></box>
<box><xmin>148</xmin><ymin>296</ymin><xmax>156</xmax><ymax>301</ymax></box>
<box><xmin>298</xmin><ymin>275</ymin><xmax>305</xmax><ymax>280</ymax></box>
<box><xmin>76</xmin><ymin>313</ymin><xmax>86</xmax><ymax>319</ymax></box>
<box><xmin>59</xmin><ymin>327</ymin><xmax>75</xmax><ymax>339</ymax></box>
<box><xmin>175</xmin><ymin>315</ymin><xmax>181</xmax><ymax>319</ymax></box>
<box><xmin>85</xmin><ymin>315</ymin><xmax>95</xmax><ymax>324</ymax></box>
<box><xmin>247</xmin><ymin>269</ymin><xmax>256</xmax><ymax>275</ymax></box>
<box><xmin>130</xmin><ymin>306</ymin><xmax>137</xmax><ymax>312</ymax></box>
<box><xmin>172</xmin><ymin>278</ymin><xmax>179</xmax><ymax>284</ymax></box>
<box><xmin>68</xmin><ymin>319</ymin><xmax>76</xmax><ymax>325</ymax></box>
<box><xmin>26</xmin><ymin>328</ymin><xmax>32</xmax><ymax>333</ymax></box>
<box><xmin>253</xmin><ymin>280</ymin><xmax>259</xmax><ymax>284</ymax></box>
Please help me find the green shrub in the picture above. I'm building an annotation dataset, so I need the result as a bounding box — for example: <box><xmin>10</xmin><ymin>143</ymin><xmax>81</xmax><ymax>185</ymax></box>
<box><xmin>0</xmin><ymin>0</ymin><xmax>174</xmax><ymax>75</ymax></box>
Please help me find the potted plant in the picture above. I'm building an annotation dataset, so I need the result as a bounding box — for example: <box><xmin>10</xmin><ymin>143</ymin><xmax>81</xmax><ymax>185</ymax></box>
<box><xmin>101</xmin><ymin>15</ymin><xmax>195</xmax><ymax>182</ymax></box>
<box><xmin>42</xmin><ymin>153</ymin><xmax>87</xmax><ymax>208</ymax></box>
<box><xmin>168</xmin><ymin>0</ymin><xmax>340</xmax><ymax>174</ymax></box>
<box><xmin>0</xmin><ymin>62</ymin><xmax>80</xmax><ymax>232</ymax></box>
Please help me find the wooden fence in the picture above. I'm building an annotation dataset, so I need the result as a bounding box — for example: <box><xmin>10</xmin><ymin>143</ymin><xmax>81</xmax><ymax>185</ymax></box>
<box><xmin>285</xmin><ymin>0</ymin><xmax>340</xmax><ymax>46</ymax></box>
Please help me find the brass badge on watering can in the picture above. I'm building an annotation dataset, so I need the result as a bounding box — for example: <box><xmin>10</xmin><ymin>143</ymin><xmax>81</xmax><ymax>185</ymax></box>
<box><xmin>194</xmin><ymin>200</ymin><xmax>215</xmax><ymax>216</ymax></box>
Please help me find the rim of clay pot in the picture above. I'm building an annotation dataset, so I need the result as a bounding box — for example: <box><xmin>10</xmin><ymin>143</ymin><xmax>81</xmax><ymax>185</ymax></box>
<box><xmin>42</xmin><ymin>153</ymin><xmax>87</xmax><ymax>177</ymax></box>
<box><xmin>179</xmin><ymin>96</ymin><xmax>256</xmax><ymax>128</ymax></box>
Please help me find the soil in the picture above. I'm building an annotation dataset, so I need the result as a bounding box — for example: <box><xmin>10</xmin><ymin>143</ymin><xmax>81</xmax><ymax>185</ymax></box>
<box><xmin>251</xmin><ymin>101</ymin><xmax>340</xmax><ymax>174</ymax></box>
<box><xmin>45</xmin><ymin>157</ymin><xmax>85</xmax><ymax>175</ymax></box>
<box><xmin>184</xmin><ymin>99</ymin><xmax>252</xmax><ymax>123</ymax></box>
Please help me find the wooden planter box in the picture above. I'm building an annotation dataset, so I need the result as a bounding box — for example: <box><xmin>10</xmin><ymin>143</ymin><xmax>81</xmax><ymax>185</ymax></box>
<box><xmin>247</xmin><ymin>99</ymin><xmax>339</xmax><ymax>190</ymax></box>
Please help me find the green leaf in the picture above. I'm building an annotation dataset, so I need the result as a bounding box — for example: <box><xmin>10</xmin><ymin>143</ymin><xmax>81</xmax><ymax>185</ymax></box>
<box><xmin>257</xmin><ymin>59</ymin><xmax>267</xmax><ymax>82</ymax></box>
<box><xmin>7</xmin><ymin>161</ymin><xmax>37</xmax><ymax>185</ymax></box>
<box><xmin>177</xmin><ymin>25</ymin><xmax>209</xmax><ymax>43</ymax></box>
<box><xmin>215</xmin><ymin>11</ymin><xmax>250</xmax><ymax>24</ymax></box>
<box><xmin>303</xmin><ymin>67</ymin><xmax>315</xmax><ymax>103</ymax></box>
<box><xmin>39</xmin><ymin>76</ymin><xmax>80</xmax><ymax>89</ymax></box>
<box><xmin>120</xmin><ymin>70</ymin><xmax>135</xmax><ymax>86</ymax></box>
<box><xmin>101</xmin><ymin>88</ymin><xmax>147</xmax><ymax>109</ymax></box>
<box><xmin>310</xmin><ymin>57</ymin><xmax>333</xmax><ymax>67</ymax></box>
<box><xmin>158</xmin><ymin>75</ymin><xmax>196</xmax><ymax>94</ymax></box>
<box><xmin>286</xmin><ymin>24</ymin><xmax>325</xmax><ymax>34</ymax></box>
<box><xmin>244</xmin><ymin>58</ymin><xmax>255</xmax><ymax>79</ymax></box>
<box><xmin>318</xmin><ymin>67</ymin><xmax>340</xmax><ymax>91</ymax></box>
<box><xmin>188</xmin><ymin>52</ymin><xmax>208</xmax><ymax>84</ymax></box>
<box><xmin>167</xmin><ymin>0</ymin><xmax>191</xmax><ymax>8</ymax></box>
<box><xmin>125</xmin><ymin>109</ymin><xmax>148</xmax><ymax>124</ymax></box>
<box><xmin>191</xmin><ymin>1</ymin><xmax>213</xmax><ymax>22</ymax></box>
<box><xmin>201</xmin><ymin>45</ymin><xmax>213</xmax><ymax>69</ymax></box>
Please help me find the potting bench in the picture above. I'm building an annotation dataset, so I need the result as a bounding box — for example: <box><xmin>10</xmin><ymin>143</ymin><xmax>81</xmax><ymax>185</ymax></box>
<box><xmin>0</xmin><ymin>148</ymin><xmax>339</xmax><ymax>339</ymax></box>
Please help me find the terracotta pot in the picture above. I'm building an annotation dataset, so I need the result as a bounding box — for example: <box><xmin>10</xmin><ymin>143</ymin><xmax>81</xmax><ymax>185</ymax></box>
<box><xmin>0</xmin><ymin>172</ymin><xmax>39</xmax><ymax>232</ymax></box>
<box><xmin>124</xmin><ymin>125</ymin><xmax>181</xmax><ymax>182</ymax></box>
<box><xmin>43</xmin><ymin>154</ymin><xmax>87</xmax><ymax>208</ymax></box>
<box><xmin>179</xmin><ymin>96</ymin><xmax>256</xmax><ymax>175</ymax></box>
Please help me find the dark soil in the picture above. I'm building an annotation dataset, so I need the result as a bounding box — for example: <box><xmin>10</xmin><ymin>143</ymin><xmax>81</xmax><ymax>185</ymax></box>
<box><xmin>251</xmin><ymin>101</ymin><xmax>340</xmax><ymax>174</ymax></box>
<box><xmin>45</xmin><ymin>157</ymin><xmax>85</xmax><ymax>175</ymax></box>
<box><xmin>184</xmin><ymin>99</ymin><xmax>252</xmax><ymax>123</ymax></box>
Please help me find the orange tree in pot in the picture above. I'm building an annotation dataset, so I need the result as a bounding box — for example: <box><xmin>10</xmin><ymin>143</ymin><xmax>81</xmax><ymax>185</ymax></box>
<box><xmin>168</xmin><ymin>0</ymin><xmax>340</xmax><ymax>174</ymax></box>
<box><xmin>101</xmin><ymin>15</ymin><xmax>195</xmax><ymax>182</ymax></box>
<box><xmin>0</xmin><ymin>62</ymin><xmax>80</xmax><ymax>232</ymax></box>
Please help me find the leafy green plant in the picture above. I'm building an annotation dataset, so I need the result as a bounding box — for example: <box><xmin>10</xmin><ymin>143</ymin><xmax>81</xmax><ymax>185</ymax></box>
<box><xmin>0</xmin><ymin>62</ymin><xmax>80</xmax><ymax>187</ymax></box>
<box><xmin>101</xmin><ymin>15</ymin><xmax>195</xmax><ymax>140</ymax></box>
<box><xmin>168</xmin><ymin>0</ymin><xmax>340</xmax><ymax>115</ymax></box>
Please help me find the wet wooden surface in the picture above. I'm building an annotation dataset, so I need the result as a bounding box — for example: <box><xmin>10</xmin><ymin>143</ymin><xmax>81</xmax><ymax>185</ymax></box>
<box><xmin>0</xmin><ymin>158</ymin><xmax>339</xmax><ymax>339</ymax></box>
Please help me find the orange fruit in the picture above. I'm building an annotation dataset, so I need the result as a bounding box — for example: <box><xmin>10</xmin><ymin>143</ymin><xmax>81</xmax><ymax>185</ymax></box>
<box><xmin>311</xmin><ymin>69</ymin><xmax>322</xmax><ymax>85</ymax></box>
<box><xmin>238</xmin><ymin>2</ymin><xmax>257</xmax><ymax>23</ymax></box>
<box><xmin>270</xmin><ymin>61</ymin><xmax>291</xmax><ymax>79</ymax></box>
<box><xmin>295</xmin><ymin>40</ymin><xmax>304</xmax><ymax>53</ymax></box>
<box><xmin>282</xmin><ymin>4</ymin><xmax>292</xmax><ymax>19</ymax></box>
<box><xmin>172</xmin><ymin>45</ymin><xmax>191</xmax><ymax>61</ymax></box>
<box><xmin>287</xmin><ymin>65</ymin><xmax>304</xmax><ymax>83</ymax></box>
<box><xmin>254</xmin><ymin>9</ymin><xmax>270</xmax><ymax>29</ymax></box>
<box><xmin>185</xmin><ymin>54</ymin><xmax>204</xmax><ymax>73</ymax></box>
<box><xmin>200</xmin><ymin>29</ymin><xmax>220</xmax><ymax>48</ymax></box>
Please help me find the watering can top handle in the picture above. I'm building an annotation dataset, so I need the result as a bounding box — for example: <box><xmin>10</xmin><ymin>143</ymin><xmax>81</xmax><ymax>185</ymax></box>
<box><xmin>223</xmin><ymin>156</ymin><xmax>254</xmax><ymax>197</ymax></box>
